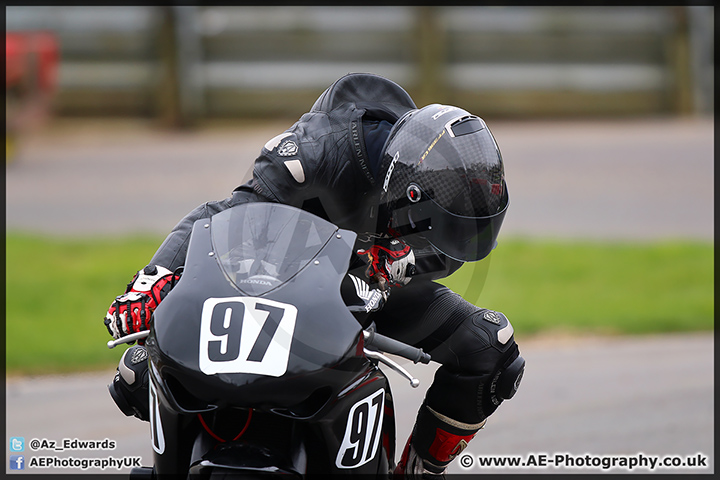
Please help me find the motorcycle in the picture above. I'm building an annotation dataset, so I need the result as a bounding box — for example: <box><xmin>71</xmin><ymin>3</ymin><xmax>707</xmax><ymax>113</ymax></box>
<box><xmin>107</xmin><ymin>202</ymin><xmax>431</xmax><ymax>478</ymax></box>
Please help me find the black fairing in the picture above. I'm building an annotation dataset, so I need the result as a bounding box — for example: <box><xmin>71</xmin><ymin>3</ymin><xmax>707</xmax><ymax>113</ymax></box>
<box><xmin>148</xmin><ymin>203</ymin><xmax>365</xmax><ymax>413</ymax></box>
<box><xmin>144</xmin><ymin>203</ymin><xmax>398</xmax><ymax>477</ymax></box>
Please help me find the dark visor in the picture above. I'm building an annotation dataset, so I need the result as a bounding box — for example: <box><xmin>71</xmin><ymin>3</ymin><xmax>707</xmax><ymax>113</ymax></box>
<box><xmin>393</xmin><ymin>182</ymin><xmax>509</xmax><ymax>262</ymax></box>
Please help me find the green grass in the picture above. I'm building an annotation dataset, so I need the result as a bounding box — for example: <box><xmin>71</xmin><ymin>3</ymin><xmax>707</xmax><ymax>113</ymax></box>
<box><xmin>6</xmin><ymin>233</ymin><xmax>714</xmax><ymax>374</ymax></box>
<box><xmin>6</xmin><ymin>233</ymin><xmax>163</xmax><ymax>375</ymax></box>
<box><xmin>441</xmin><ymin>238</ymin><xmax>714</xmax><ymax>337</ymax></box>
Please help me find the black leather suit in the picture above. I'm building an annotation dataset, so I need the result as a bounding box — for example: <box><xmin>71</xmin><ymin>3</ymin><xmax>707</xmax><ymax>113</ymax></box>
<box><xmin>147</xmin><ymin>74</ymin><xmax>521</xmax><ymax>458</ymax></box>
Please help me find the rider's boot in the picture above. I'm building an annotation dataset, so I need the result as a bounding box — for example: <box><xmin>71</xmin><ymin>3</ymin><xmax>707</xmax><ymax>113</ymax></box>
<box><xmin>394</xmin><ymin>403</ymin><xmax>486</xmax><ymax>479</ymax></box>
<box><xmin>108</xmin><ymin>345</ymin><xmax>150</xmax><ymax>422</ymax></box>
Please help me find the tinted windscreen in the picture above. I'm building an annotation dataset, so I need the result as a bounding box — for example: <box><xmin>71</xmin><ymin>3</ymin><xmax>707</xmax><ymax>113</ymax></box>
<box><xmin>210</xmin><ymin>203</ymin><xmax>338</xmax><ymax>295</ymax></box>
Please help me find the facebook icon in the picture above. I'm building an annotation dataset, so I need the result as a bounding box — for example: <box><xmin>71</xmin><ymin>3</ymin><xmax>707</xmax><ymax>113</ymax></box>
<box><xmin>10</xmin><ymin>455</ymin><xmax>25</xmax><ymax>470</ymax></box>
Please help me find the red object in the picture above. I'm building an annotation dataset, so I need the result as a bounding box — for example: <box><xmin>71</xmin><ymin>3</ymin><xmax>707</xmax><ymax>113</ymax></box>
<box><xmin>197</xmin><ymin>410</ymin><xmax>253</xmax><ymax>443</ymax></box>
<box><xmin>6</xmin><ymin>31</ymin><xmax>60</xmax><ymax>144</ymax></box>
<box><xmin>427</xmin><ymin>428</ymin><xmax>477</xmax><ymax>463</ymax></box>
<box><xmin>357</xmin><ymin>239</ymin><xmax>413</xmax><ymax>289</ymax></box>
<box><xmin>105</xmin><ymin>267</ymin><xmax>181</xmax><ymax>343</ymax></box>
<box><xmin>6</xmin><ymin>31</ymin><xmax>59</xmax><ymax>91</ymax></box>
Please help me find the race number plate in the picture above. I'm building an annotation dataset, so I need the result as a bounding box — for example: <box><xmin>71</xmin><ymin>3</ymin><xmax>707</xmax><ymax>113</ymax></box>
<box><xmin>336</xmin><ymin>389</ymin><xmax>385</xmax><ymax>469</ymax></box>
<box><xmin>198</xmin><ymin>297</ymin><xmax>298</xmax><ymax>377</ymax></box>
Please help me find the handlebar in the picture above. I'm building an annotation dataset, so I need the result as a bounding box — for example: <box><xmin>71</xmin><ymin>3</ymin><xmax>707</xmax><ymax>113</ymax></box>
<box><xmin>106</xmin><ymin>329</ymin><xmax>431</xmax><ymax>365</ymax></box>
<box><xmin>363</xmin><ymin>330</ymin><xmax>431</xmax><ymax>364</ymax></box>
<box><xmin>362</xmin><ymin>328</ymin><xmax>431</xmax><ymax>388</ymax></box>
<box><xmin>106</xmin><ymin>327</ymin><xmax>429</xmax><ymax>388</ymax></box>
<box><xmin>107</xmin><ymin>330</ymin><xmax>149</xmax><ymax>349</ymax></box>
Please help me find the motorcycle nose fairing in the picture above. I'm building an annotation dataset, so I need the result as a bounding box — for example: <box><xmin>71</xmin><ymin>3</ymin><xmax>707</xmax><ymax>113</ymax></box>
<box><xmin>144</xmin><ymin>203</ymin><xmax>395</xmax><ymax>477</ymax></box>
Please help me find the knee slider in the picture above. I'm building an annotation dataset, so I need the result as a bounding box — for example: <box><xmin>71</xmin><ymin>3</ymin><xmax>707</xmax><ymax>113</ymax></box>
<box><xmin>478</xmin><ymin>311</ymin><xmax>525</xmax><ymax>410</ymax></box>
<box><xmin>473</xmin><ymin>310</ymin><xmax>525</xmax><ymax>403</ymax></box>
<box><xmin>108</xmin><ymin>345</ymin><xmax>150</xmax><ymax>422</ymax></box>
<box><xmin>433</xmin><ymin>309</ymin><xmax>525</xmax><ymax>419</ymax></box>
<box><xmin>479</xmin><ymin>344</ymin><xmax>524</xmax><ymax>418</ymax></box>
<box><xmin>490</xmin><ymin>352</ymin><xmax>525</xmax><ymax>403</ymax></box>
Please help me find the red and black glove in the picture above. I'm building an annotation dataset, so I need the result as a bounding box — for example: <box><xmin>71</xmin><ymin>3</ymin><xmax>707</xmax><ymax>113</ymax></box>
<box><xmin>357</xmin><ymin>237</ymin><xmax>416</xmax><ymax>291</ymax></box>
<box><xmin>104</xmin><ymin>265</ymin><xmax>180</xmax><ymax>343</ymax></box>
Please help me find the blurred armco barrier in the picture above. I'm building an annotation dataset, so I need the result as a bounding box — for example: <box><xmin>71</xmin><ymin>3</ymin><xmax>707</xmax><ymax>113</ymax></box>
<box><xmin>5</xmin><ymin>6</ymin><xmax>714</xmax><ymax>125</ymax></box>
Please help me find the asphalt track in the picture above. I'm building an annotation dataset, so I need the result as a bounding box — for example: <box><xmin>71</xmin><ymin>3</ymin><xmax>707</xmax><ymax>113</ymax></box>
<box><xmin>5</xmin><ymin>117</ymin><xmax>714</xmax><ymax>475</ymax></box>
<box><xmin>5</xmin><ymin>333</ymin><xmax>714</xmax><ymax>475</ymax></box>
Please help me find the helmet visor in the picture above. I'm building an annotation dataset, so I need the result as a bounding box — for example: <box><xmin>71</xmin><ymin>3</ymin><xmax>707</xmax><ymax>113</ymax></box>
<box><xmin>393</xmin><ymin>182</ymin><xmax>509</xmax><ymax>262</ymax></box>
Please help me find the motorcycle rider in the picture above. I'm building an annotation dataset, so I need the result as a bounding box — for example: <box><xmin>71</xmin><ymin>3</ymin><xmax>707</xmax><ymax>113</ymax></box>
<box><xmin>104</xmin><ymin>73</ymin><xmax>524</xmax><ymax>479</ymax></box>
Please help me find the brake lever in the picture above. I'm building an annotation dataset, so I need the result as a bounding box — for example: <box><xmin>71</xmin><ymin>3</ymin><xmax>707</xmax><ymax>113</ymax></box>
<box><xmin>364</xmin><ymin>348</ymin><xmax>421</xmax><ymax>388</ymax></box>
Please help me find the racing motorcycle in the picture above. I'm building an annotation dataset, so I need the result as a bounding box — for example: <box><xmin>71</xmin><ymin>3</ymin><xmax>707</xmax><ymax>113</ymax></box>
<box><xmin>107</xmin><ymin>202</ymin><xmax>431</xmax><ymax>478</ymax></box>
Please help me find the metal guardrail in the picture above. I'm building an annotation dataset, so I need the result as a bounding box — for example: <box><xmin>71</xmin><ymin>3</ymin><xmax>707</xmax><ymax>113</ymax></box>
<box><xmin>6</xmin><ymin>6</ymin><xmax>714</xmax><ymax>121</ymax></box>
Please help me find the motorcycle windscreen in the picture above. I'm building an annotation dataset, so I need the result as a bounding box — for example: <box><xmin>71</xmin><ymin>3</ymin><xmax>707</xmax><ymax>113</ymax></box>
<box><xmin>210</xmin><ymin>203</ymin><xmax>339</xmax><ymax>296</ymax></box>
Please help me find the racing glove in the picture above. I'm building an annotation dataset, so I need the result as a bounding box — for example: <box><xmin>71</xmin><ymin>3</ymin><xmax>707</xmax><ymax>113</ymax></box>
<box><xmin>104</xmin><ymin>265</ymin><xmax>180</xmax><ymax>343</ymax></box>
<box><xmin>357</xmin><ymin>237</ymin><xmax>416</xmax><ymax>291</ymax></box>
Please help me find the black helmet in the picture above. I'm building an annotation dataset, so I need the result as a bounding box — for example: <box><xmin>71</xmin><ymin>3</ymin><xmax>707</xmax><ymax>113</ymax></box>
<box><xmin>378</xmin><ymin>104</ymin><xmax>509</xmax><ymax>262</ymax></box>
